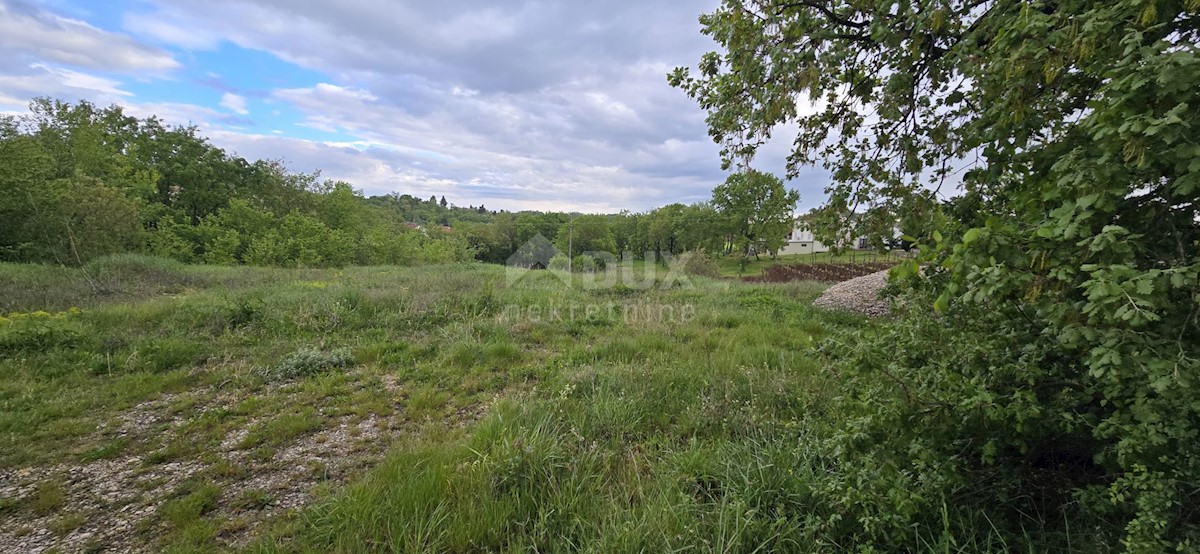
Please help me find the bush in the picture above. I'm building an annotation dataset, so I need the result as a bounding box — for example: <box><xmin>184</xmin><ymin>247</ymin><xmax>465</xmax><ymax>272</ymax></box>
<box><xmin>680</xmin><ymin>250</ymin><xmax>720</xmax><ymax>278</ymax></box>
<box><xmin>811</xmin><ymin>280</ymin><xmax>1122</xmax><ymax>549</ymax></box>
<box><xmin>572</xmin><ymin>255</ymin><xmax>596</xmax><ymax>273</ymax></box>
<box><xmin>548</xmin><ymin>254</ymin><xmax>570</xmax><ymax>271</ymax></box>
<box><xmin>0</xmin><ymin>309</ymin><xmax>85</xmax><ymax>354</ymax></box>
<box><xmin>264</xmin><ymin>347</ymin><xmax>353</xmax><ymax>380</ymax></box>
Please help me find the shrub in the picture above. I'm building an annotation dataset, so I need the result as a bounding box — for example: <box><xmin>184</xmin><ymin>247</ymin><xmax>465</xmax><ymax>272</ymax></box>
<box><xmin>680</xmin><ymin>250</ymin><xmax>720</xmax><ymax>278</ymax></box>
<box><xmin>264</xmin><ymin>347</ymin><xmax>353</xmax><ymax>380</ymax></box>
<box><xmin>548</xmin><ymin>254</ymin><xmax>570</xmax><ymax>271</ymax></box>
<box><xmin>0</xmin><ymin>309</ymin><xmax>85</xmax><ymax>354</ymax></box>
<box><xmin>572</xmin><ymin>255</ymin><xmax>596</xmax><ymax>273</ymax></box>
<box><xmin>813</xmin><ymin>285</ymin><xmax>1121</xmax><ymax>549</ymax></box>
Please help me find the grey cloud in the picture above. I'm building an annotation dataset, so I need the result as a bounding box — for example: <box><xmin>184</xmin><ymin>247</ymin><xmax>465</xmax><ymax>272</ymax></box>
<box><xmin>121</xmin><ymin>0</ymin><xmax>778</xmax><ymax>211</ymax></box>
<box><xmin>2</xmin><ymin>0</ymin><xmax>832</xmax><ymax>213</ymax></box>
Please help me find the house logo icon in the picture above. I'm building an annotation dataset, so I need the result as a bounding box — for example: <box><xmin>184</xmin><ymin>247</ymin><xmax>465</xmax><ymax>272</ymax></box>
<box><xmin>505</xmin><ymin>234</ymin><xmax>570</xmax><ymax>286</ymax></box>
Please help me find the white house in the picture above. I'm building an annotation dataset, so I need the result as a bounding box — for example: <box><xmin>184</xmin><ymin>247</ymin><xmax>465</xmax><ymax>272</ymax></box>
<box><xmin>777</xmin><ymin>226</ymin><xmax>830</xmax><ymax>256</ymax></box>
<box><xmin>776</xmin><ymin>216</ymin><xmax>883</xmax><ymax>256</ymax></box>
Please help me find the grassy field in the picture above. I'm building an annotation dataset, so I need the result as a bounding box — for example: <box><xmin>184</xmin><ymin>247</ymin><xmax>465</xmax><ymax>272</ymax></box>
<box><xmin>0</xmin><ymin>255</ymin><xmax>873</xmax><ymax>552</ymax></box>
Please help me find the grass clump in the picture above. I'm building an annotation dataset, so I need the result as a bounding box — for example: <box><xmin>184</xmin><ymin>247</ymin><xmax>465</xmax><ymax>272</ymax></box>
<box><xmin>237</xmin><ymin>408</ymin><xmax>325</xmax><ymax>450</ymax></box>
<box><xmin>49</xmin><ymin>512</ymin><xmax>88</xmax><ymax>537</ymax></box>
<box><xmin>232</xmin><ymin>489</ymin><xmax>275</xmax><ymax>512</ymax></box>
<box><xmin>264</xmin><ymin>347</ymin><xmax>353</xmax><ymax>380</ymax></box>
<box><xmin>28</xmin><ymin>479</ymin><xmax>67</xmax><ymax>516</ymax></box>
<box><xmin>0</xmin><ymin>309</ymin><xmax>86</xmax><ymax>354</ymax></box>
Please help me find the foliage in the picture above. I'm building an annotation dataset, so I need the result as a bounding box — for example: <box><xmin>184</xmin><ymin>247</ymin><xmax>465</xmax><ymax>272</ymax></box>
<box><xmin>571</xmin><ymin>254</ymin><xmax>598</xmax><ymax>273</ymax></box>
<box><xmin>680</xmin><ymin>249</ymin><xmax>721</xmax><ymax>278</ymax></box>
<box><xmin>554</xmin><ymin>215</ymin><xmax>617</xmax><ymax>258</ymax></box>
<box><xmin>673</xmin><ymin>0</ymin><xmax>1200</xmax><ymax>550</ymax></box>
<box><xmin>0</xmin><ymin>308</ymin><xmax>84</xmax><ymax>355</ymax></box>
<box><xmin>710</xmin><ymin>169</ymin><xmax>800</xmax><ymax>271</ymax></box>
<box><xmin>548</xmin><ymin>254</ymin><xmax>570</xmax><ymax>271</ymax></box>
<box><xmin>265</xmin><ymin>347</ymin><xmax>354</xmax><ymax>381</ymax></box>
<box><xmin>0</xmin><ymin>99</ymin><xmax>470</xmax><ymax>268</ymax></box>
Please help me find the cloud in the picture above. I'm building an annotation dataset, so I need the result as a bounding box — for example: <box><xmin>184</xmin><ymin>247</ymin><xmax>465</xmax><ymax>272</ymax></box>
<box><xmin>0</xmin><ymin>63</ymin><xmax>134</xmax><ymax>111</ymax></box>
<box><xmin>219</xmin><ymin>92</ymin><xmax>249</xmax><ymax>115</ymax></box>
<box><xmin>0</xmin><ymin>0</ymin><xmax>178</xmax><ymax>73</ymax></box>
<box><xmin>1</xmin><ymin>0</ymin><xmax>833</xmax><ymax>213</ymax></box>
<box><xmin>121</xmin><ymin>10</ymin><xmax>221</xmax><ymax>50</ymax></box>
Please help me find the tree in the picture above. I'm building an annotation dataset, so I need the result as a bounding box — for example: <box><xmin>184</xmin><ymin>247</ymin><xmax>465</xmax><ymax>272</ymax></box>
<box><xmin>673</xmin><ymin>0</ymin><xmax>1199</xmax><ymax>549</ymax></box>
<box><xmin>439</xmin><ymin>195</ymin><xmax>448</xmax><ymax>208</ymax></box>
<box><xmin>554</xmin><ymin>215</ymin><xmax>616</xmax><ymax>259</ymax></box>
<box><xmin>513</xmin><ymin>212</ymin><xmax>567</xmax><ymax>246</ymax></box>
<box><xmin>678</xmin><ymin>203</ymin><xmax>724</xmax><ymax>254</ymax></box>
<box><xmin>647</xmin><ymin>203</ymin><xmax>684</xmax><ymax>255</ymax></box>
<box><xmin>710</xmin><ymin>170</ymin><xmax>798</xmax><ymax>272</ymax></box>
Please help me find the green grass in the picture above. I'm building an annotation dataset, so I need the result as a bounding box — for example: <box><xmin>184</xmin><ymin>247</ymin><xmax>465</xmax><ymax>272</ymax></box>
<box><xmin>1</xmin><ymin>255</ymin><xmax>880</xmax><ymax>551</ymax></box>
<box><xmin>2</xmin><ymin>256</ymin><xmax>1094</xmax><ymax>552</ymax></box>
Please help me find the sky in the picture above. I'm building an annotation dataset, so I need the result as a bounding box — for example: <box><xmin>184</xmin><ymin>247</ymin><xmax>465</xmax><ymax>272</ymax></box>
<box><xmin>0</xmin><ymin>0</ymin><xmax>831</xmax><ymax>213</ymax></box>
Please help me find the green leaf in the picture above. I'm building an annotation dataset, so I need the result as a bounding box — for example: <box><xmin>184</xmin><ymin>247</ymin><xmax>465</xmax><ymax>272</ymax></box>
<box><xmin>962</xmin><ymin>228</ymin><xmax>981</xmax><ymax>245</ymax></box>
<box><xmin>933</xmin><ymin>291</ymin><xmax>949</xmax><ymax>313</ymax></box>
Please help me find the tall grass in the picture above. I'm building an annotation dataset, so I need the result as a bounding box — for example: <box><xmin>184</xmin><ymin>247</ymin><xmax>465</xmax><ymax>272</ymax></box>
<box><xmin>1</xmin><ymin>256</ymin><xmax>1088</xmax><ymax>551</ymax></box>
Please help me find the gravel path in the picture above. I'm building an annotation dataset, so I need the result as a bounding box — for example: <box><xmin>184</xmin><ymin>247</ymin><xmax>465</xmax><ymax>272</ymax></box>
<box><xmin>812</xmin><ymin>269</ymin><xmax>891</xmax><ymax>317</ymax></box>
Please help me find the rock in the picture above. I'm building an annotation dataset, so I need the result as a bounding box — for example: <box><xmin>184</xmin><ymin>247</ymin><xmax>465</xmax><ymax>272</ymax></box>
<box><xmin>812</xmin><ymin>269</ymin><xmax>891</xmax><ymax>317</ymax></box>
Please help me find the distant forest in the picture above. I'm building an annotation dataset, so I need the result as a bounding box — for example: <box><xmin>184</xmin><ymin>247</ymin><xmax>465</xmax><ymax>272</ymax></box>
<box><xmin>1</xmin><ymin>98</ymin><xmax>746</xmax><ymax>268</ymax></box>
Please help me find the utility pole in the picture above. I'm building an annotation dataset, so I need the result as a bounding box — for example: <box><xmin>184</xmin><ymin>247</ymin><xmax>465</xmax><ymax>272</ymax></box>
<box><xmin>567</xmin><ymin>217</ymin><xmax>575</xmax><ymax>272</ymax></box>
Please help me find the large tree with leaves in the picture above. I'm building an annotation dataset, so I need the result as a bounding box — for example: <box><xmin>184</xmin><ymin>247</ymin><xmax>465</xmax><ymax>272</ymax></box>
<box><xmin>674</xmin><ymin>0</ymin><xmax>1198</xmax><ymax>549</ymax></box>
<box><xmin>711</xmin><ymin>169</ymin><xmax>799</xmax><ymax>272</ymax></box>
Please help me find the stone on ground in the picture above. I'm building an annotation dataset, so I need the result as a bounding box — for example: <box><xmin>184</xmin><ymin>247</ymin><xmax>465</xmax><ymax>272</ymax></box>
<box><xmin>812</xmin><ymin>269</ymin><xmax>891</xmax><ymax>317</ymax></box>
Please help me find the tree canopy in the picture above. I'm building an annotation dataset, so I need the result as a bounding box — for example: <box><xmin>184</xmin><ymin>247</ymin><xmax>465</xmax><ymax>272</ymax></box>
<box><xmin>710</xmin><ymin>169</ymin><xmax>799</xmax><ymax>271</ymax></box>
<box><xmin>674</xmin><ymin>0</ymin><xmax>1199</xmax><ymax>549</ymax></box>
<box><xmin>0</xmin><ymin>98</ymin><xmax>471</xmax><ymax>267</ymax></box>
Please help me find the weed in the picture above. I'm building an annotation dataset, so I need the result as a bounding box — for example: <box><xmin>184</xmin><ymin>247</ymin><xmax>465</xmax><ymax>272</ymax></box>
<box><xmin>263</xmin><ymin>347</ymin><xmax>353</xmax><ymax>380</ymax></box>
<box><xmin>232</xmin><ymin>489</ymin><xmax>275</xmax><ymax>512</ymax></box>
<box><xmin>49</xmin><ymin>512</ymin><xmax>88</xmax><ymax>537</ymax></box>
<box><xmin>237</xmin><ymin>408</ymin><xmax>324</xmax><ymax>449</ymax></box>
<box><xmin>159</xmin><ymin>483</ymin><xmax>222</xmax><ymax>529</ymax></box>
<box><xmin>79</xmin><ymin>437</ymin><xmax>130</xmax><ymax>462</ymax></box>
<box><xmin>28</xmin><ymin>479</ymin><xmax>67</xmax><ymax>516</ymax></box>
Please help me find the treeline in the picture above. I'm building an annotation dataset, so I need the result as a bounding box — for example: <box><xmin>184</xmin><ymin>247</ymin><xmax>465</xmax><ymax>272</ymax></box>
<box><xmin>1</xmin><ymin>98</ymin><xmax>800</xmax><ymax>269</ymax></box>
<box><xmin>456</xmin><ymin>203</ymin><xmax>729</xmax><ymax>266</ymax></box>
<box><xmin>460</xmin><ymin>170</ymin><xmax>801</xmax><ymax>268</ymax></box>
<box><xmin>0</xmin><ymin>98</ymin><xmax>473</xmax><ymax>267</ymax></box>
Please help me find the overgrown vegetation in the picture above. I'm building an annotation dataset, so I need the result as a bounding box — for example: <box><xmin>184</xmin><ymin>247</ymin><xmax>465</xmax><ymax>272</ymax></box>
<box><xmin>265</xmin><ymin>348</ymin><xmax>354</xmax><ymax>381</ymax></box>
<box><xmin>0</xmin><ymin>257</ymin><xmax>867</xmax><ymax>552</ymax></box>
<box><xmin>673</xmin><ymin>0</ymin><xmax>1199</xmax><ymax>550</ymax></box>
<box><xmin>0</xmin><ymin>99</ymin><xmax>466</xmax><ymax>268</ymax></box>
<box><xmin>1</xmin><ymin>99</ymin><xmax>810</xmax><ymax>271</ymax></box>
<box><xmin>3</xmin><ymin>1</ymin><xmax>1194</xmax><ymax>552</ymax></box>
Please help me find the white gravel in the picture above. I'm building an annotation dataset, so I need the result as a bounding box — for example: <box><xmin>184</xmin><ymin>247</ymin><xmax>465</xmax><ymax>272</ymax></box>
<box><xmin>812</xmin><ymin>269</ymin><xmax>891</xmax><ymax>317</ymax></box>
